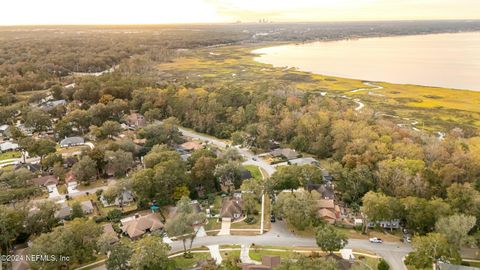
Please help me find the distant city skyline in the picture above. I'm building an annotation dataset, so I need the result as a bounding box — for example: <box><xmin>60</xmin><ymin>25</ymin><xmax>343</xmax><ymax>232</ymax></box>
<box><xmin>1</xmin><ymin>0</ymin><xmax>480</xmax><ymax>25</ymax></box>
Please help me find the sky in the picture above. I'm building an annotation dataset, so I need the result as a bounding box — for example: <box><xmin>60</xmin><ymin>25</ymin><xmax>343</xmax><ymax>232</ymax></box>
<box><xmin>1</xmin><ymin>0</ymin><xmax>479</xmax><ymax>25</ymax></box>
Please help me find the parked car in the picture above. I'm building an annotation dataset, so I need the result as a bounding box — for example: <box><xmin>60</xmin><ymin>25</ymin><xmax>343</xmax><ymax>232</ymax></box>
<box><xmin>369</xmin><ymin>237</ymin><xmax>383</xmax><ymax>243</ymax></box>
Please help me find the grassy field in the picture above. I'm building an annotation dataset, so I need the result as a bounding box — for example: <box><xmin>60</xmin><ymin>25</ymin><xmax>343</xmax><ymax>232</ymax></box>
<box><xmin>157</xmin><ymin>43</ymin><xmax>480</xmax><ymax>133</ymax></box>
<box><xmin>0</xmin><ymin>151</ymin><xmax>21</xmax><ymax>161</ymax></box>
<box><xmin>243</xmin><ymin>165</ymin><xmax>263</xmax><ymax>180</ymax></box>
<box><xmin>171</xmin><ymin>252</ymin><xmax>211</xmax><ymax>269</ymax></box>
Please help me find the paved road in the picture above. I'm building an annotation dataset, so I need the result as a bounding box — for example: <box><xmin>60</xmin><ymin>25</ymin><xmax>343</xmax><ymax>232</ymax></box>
<box><xmin>168</xmin><ymin>221</ymin><xmax>411</xmax><ymax>270</ymax></box>
<box><xmin>177</xmin><ymin>126</ymin><xmax>276</xmax><ymax>176</ymax></box>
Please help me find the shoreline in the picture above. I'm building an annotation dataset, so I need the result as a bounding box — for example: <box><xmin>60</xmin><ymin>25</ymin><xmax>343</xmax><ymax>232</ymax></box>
<box><xmin>251</xmin><ymin>31</ymin><xmax>480</xmax><ymax>93</ymax></box>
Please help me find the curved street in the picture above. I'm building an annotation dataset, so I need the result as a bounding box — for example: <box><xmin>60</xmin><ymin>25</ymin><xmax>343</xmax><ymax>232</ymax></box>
<box><xmin>169</xmin><ymin>221</ymin><xmax>411</xmax><ymax>270</ymax></box>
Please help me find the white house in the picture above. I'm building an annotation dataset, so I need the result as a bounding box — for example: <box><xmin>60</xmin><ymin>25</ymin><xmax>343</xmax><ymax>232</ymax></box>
<box><xmin>0</xmin><ymin>141</ymin><xmax>19</xmax><ymax>152</ymax></box>
<box><xmin>60</xmin><ymin>136</ymin><xmax>85</xmax><ymax>148</ymax></box>
<box><xmin>368</xmin><ymin>219</ymin><xmax>401</xmax><ymax>229</ymax></box>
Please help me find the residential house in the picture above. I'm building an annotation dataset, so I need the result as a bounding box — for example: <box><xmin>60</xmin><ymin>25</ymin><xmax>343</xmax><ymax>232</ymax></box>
<box><xmin>0</xmin><ymin>141</ymin><xmax>19</xmax><ymax>152</ymax></box>
<box><xmin>60</xmin><ymin>136</ymin><xmax>85</xmax><ymax>148</ymax></box>
<box><xmin>220</xmin><ymin>196</ymin><xmax>244</xmax><ymax>221</ymax></box>
<box><xmin>121</xmin><ymin>213</ymin><xmax>164</xmax><ymax>240</ymax></box>
<box><xmin>179</xmin><ymin>141</ymin><xmax>203</xmax><ymax>152</ymax></box>
<box><xmin>125</xmin><ymin>113</ymin><xmax>146</xmax><ymax>129</ymax></box>
<box><xmin>31</xmin><ymin>175</ymin><xmax>59</xmax><ymax>187</ymax></box>
<box><xmin>14</xmin><ymin>163</ymin><xmax>41</xmax><ymax>173</ymax></box>
<box><xmin>16</xmin><ymin>123</ymin><xmax>34</xmax><ymax>137</ymax></box>
<box><xmin>81</xmin><ymin>200</ymin><xmax>94</xmax><ymax>214</ymax></box>
<box><xmin>242</xmin><ymin>256</ymin><xmax>281</xmax><ymax>270</ymax></box>
<box><xmin>39</xmin><ymin>99</ymin><xmax>67</xmax><ymax>109</ymax></box>
<box><xmin>64</xmin><ymin>156</ymin><xmax>78</xmax><ymax>168</ymax></box>
<box><xmin>55</xmin><ymin>202</ymin><xmax>71</xmax><ymax>220</ymax></box>
<box><xmin>318</xmin><ymin>183</ymin><xmax>335</xmax><ymax>200</ymax></box>
<box><xmin>102</xmin><ymin>223</ymin><xmax>119</xmax><ymax>244</ymax></box>
<box><xmin>367</xmin><ymin>220</ymin><xmax>400</xmax><ymax>229</ymax></box>
<box><xmin>270</xmin><ymin>148</ymin><xmax>299</xmax><ymax>160</ymax></box>
<box><xmin>100</xmin><ymin>190</ymin><xmax>135</xmax><ymax>207</ymax></box>
<box><xmin>288</xmin><ymin>157</ymin><xmax>320</xmax><ymax>166</ymax></box>
<box><xmin>317</xmin><ymin>199</ymin><xmax>341</xmax><ymax>224</ymax></box>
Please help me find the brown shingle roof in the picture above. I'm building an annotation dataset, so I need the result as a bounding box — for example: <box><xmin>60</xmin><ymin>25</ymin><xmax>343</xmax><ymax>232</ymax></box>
<box><xmin>180</xmin><ymin>141</ymin><xmax>203</xmax><ymax>151</ymax></box>
<box><xmin>122</xmin><ymin>213</ymin><xmax>164</xmax><ymax>238</ymax></box>
<box><xmin>31</xmin><ymin>175</ymin><xmax>58</xmax><ymax>186</ymax></box>
<box><xmin>317</xmin><ymin>199</ymin><xmax>335</xmax><ymax>209</ymax></box>
<box><xmin>220</xmin><ymin>198</ymin><xmax>243</xmax><ymax>219</ymax></box>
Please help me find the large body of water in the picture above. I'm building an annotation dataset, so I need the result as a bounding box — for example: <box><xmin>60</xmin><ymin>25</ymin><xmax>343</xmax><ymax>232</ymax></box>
<box><xmin>253</xmin><ymin>32</ymin><xmax>480</xmax><ymax>91</ymax></box>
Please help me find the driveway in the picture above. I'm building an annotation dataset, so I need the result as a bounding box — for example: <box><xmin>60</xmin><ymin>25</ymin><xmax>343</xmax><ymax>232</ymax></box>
<box><xmin>218</xmin><ymin>218</ymin><xmax>231</xmax><ymax>235</ymax></box>
<box><xmin>47</xmin><ymin>185</ymin><xmax>61</xmax><ymax>199</ymax></box>
<box><xmin>207</xmin><ymin>245</ymin><xmax>222</xmax><ymax>265</ymax></box>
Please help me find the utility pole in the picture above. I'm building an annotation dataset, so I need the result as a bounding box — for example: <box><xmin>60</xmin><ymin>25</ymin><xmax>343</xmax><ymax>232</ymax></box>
<box><xmin>260</xmin><ymin>192</ymin><xmax>265</xmax><ymax>234</ymax></box>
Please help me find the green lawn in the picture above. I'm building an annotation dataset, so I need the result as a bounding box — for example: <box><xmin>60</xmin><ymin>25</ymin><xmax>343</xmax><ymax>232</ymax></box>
<box><xmin>243</xmin><ymin>165</ymin><xmax>263</xmax><ymax>180</ymax></box>
<box><xmin>0</xmin><ymin>151</ymin><xmax>21</xmax><ymax>161</ymax></box>
<box><xmin>171</xmin><ymin>252</ymin><xmax>211</xmax><ymax>269</ymax></box>
<box><xmin>351</xmin><ymin>257</ymin><xmax>381</xmax><ymax>270</ymax></box>
<box><xmin>204</xmin><ymin>218</ymin><xmax>222</xmax><ymax>231</ymax></box>
<box><xmin>249</xmin><ymin>249</ymin><xmax>295</xmax><ymax>261</ymax></box>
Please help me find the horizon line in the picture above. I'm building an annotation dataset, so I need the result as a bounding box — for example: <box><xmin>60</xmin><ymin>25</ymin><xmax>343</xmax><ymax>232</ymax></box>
<box><xmin>1</xmin><ymin>18</ymin><xmax>479</xmax><ymax>28</ymax></box>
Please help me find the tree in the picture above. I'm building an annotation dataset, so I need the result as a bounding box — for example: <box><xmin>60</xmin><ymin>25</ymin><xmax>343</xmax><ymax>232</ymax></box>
<box><xmin>315</xmin><ymin>224</ymin><xmax>348</xmax><ymax>254</ymax></box>
<box><xmin>105</xmin><ymin>149</ymin><xmax>133</xmax><ymax>177</ymax></box>
<box><xmin>71</xmin><ymin>155</ymin><xmax>97</xmax><ymax>182</ymax></box>
<box><xmin>19</xmin><ymin>137</ymin><xmax>56</xmax><ymax>164</ymax></box>
<box><xmin>376</xmin><ymin>158</ymin><xmax>427</xmax><ymax>197</ymax></box>
<box><xmin>241</xmin><ymin>178</ymin><xmax>263</xmax><ymax>200</ymax></box>
<box><xmin>41</xmin><ymin>153</ymin><xmax>63</xmax><ymax>171</ymax></box>
<box><xmin>270</xmin><ymin>166</ymin><xmax>302</xmax><ymax>192</ymax></box>
<box><xmin>24</xmin><ymin>201</ymin><xmax>58</xmax><ymax>235</ymax></box>
<box><xmin>275</xmin><ymin>191</ymin><xmax>318</xmax><ymax>230</ymax></box>
<box><xmin>214</xmin><ymin>161</ymin><xmax>243</xmax><ymax>192</ymax></box>
<box><xmin>187</xmin><ymin>148</ymin><xmax>217</xmax><ymax>168</ymax></box>
<box><xmin>107</xmin><ymin>209</ymin><xmax>123</xmax><ymax>222</ymax></box>
<box><xmin>24</xmin><ymin>108</ymin><xmax>51</xmax><ymax>132</ymax></box>
<box><xmin>191</xmin><ymin>156</ymin><xmax>218</xmax><ymax>194</ymax></box>
<box><xmin>446</xmin><ymin>183</ymin><xmax>480</xmax><ymax>218</ymax></box>
<box><xmin>222</xmin><ymin>147</ymin><xmax>243</xmax><ymax>162</ymax></box>
<box><xmin>71</xmin><ymin>201</ymin><xmax>84</xmax><ymax>219</ymax></box>
<box><xmin>334</xmin><ymin>164</ymin><xmax>375</xmax><ymax>204</ymax></box>
<box><xmin>165</xmin><ymin>197</ymin><xmax>206</xmax><ymax>256</ymax></box>
<box><xmin>435</xmin><ymin>214</ymin><xmax>476</xmax><ymax>248</ymax></box>
<box><xmin>401</xmin><ymin>197</ymin><xmax>450</xmax><ymax>234</ymax></box>
<box><xmin>29</xmin><ymin>219</ymin><xmax>102</xmax><ymax>268</ymax></box>
<box><xmin>143</xmin><ymin>144</ymin><xmax>181</xmax><ymax>169</ymax></box>
<box><xmin>362</xmin><ymin>192</ymin><xmax>404</xmax><ymax>232</ymax></box>
<box><xmin>130</xmin><ymin>235</ymin><xmax>175</xmax><ymax>270</ymax></box>
<box><xmin>0</xmin><ymin>168</ymin><xmax>32</xmax><ymax>188</ymax></box>
<box><xmin>140</xmin><ymin>120</ymin><xmax>182</xmax><ymax>147</ymax></box>
<box><xmin>88</xmin><ymin>147</ymin><xmax>107</xmax><ymax>177</ymax></box>
<box><xmin>0</xmin><ymin>205</ymin><xmax>26</xmax><ymax>254</ymax></box>
<box><xmin>405</xmin><ymin>233</ymin><xmax>460</xmax><ymax>269</ymax></box>
<box><xmin>106</xmin><ymin>243</ymin><xmax>132</xmax><ymax>270</ymax></box>
<box><xmin>377</xmin><ymin>259</ymin><xmax>390</xmax><ymax>270</ymax></box>
<box><xmin>92</xmin><ymin>120</ymin><xmax>123</xmax><ymax>139</ymax></box>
